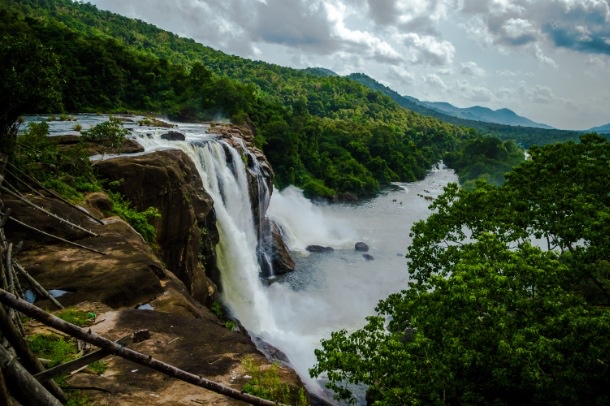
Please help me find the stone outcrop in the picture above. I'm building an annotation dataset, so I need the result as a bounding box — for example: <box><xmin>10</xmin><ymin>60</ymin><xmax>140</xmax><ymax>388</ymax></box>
<box><xmin>160</xmin><ymin>131</ymin><xmax>186</xmax><ymax>141</ymax></box>
<box><xmin>270</xmin><ymin>220</ymin><xmax>295</xmax><ymax>275</ymax></box>
<box><xmin>355</xmin><ymin>242</ymin><xmax>369</xmax><ymax>252</ymax></box>
<box><xmin>93</xmin><ymin>149</ymin><xmax>219</xmax><ymax>306</ymax></box>
<box><xmin>306</xmin><ymin>245</ymin><xmax>334</xmax><ymax>253</ymax></box>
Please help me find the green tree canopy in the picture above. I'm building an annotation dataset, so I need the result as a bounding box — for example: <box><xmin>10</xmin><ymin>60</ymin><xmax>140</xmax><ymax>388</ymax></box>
<box><xmin>311</xmin><ymin>134</ymin><xmax>610</xmax><ymax>405</ymax></box>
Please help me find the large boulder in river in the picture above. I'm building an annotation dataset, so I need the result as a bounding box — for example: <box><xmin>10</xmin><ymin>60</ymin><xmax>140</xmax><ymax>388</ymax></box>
<box><xmin>94</xmin><ymin>149</ymin><xmax>219</xmax><ymax>306</ymax></box>
<box><xmin>355</xmin><ymin>242</ymin><xmax>369</xmax><ymax>252</ymax></box>
<box><xmin>306</xmin><ymin>245</ymin><xmax>334</xmax><ymax>253</ymax></box>
<box><xmin>160</xmin><ymin>131</ymin><xmax>186</xmax><ymax>141</ymax></box>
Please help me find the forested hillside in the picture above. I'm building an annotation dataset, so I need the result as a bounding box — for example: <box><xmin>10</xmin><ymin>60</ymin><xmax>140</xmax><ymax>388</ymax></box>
<box><xmin>347</xmin><ymin>73</ymin><xmax>585</xmax><ymax>147</ymax></box>
<box><xmin>2</xmin><ymin>0</ymin><xmax>524</xmax><ymax>198</ymax></box>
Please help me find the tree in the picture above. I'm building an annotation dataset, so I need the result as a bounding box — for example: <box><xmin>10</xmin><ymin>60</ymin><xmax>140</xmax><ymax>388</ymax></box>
<box><xmin>310</xmin><ymin>135</ymin><xmax>610</xmax><ymax>405</ymax></box>
<box><xmin>0</xmin><ymin>30</ymin><xmax>62</xmax><ymax>154</ymax></box>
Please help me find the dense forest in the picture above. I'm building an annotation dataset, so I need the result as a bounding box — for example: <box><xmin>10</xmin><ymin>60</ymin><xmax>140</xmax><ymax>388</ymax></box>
<box><xmin>0</xmin><ymin>0</ymin><xmax>533</xmax><ymax>198</ymax></box>
<box><xmin>312</xmin><ymin>134</ymin><xmax>610</xmax><ymax>404</ymax></box>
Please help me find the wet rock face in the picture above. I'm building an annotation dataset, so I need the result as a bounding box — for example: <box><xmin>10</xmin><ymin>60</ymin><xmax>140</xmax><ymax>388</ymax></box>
<box><xmin>270</xmin><ymin>220</ymin><xmax>295</xmax><ymax>275</ymax></box>
<box><xmin>94</xmin><ymin>149</ymin><xmax>219</xmax><ymax>306</ymax></box>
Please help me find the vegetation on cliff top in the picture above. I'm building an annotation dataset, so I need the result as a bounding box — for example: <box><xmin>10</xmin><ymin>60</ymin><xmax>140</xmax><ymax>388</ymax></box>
<box><xmin>1</xmin><ymin>0</ymin><xmax>527</xmax><ymax>198</ymax></box>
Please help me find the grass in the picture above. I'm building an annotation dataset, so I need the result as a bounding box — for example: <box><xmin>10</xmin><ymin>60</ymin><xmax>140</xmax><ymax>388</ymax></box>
<box><xmin>242</xmin><ymin>355</ymin><xmax>309</xmax><ymax>405</ymax></box>
<box><xmin>56</xmin><ymin>308</ymin><xmax>96</xmax><ymax>327</ymax></box>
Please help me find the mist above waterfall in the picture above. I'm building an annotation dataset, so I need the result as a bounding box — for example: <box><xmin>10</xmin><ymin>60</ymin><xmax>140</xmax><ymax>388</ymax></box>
<box><xmin>267</xmin><ymin>186</ymin><xmax>355</xmax><ymax>251</ymax></box>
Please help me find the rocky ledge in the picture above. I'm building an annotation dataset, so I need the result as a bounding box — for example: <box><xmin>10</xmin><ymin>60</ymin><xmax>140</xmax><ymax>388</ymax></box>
<box><xmin>1</xmin><ymin>125</ymin><xmax>303</xmax><ymax>404</ymax></box>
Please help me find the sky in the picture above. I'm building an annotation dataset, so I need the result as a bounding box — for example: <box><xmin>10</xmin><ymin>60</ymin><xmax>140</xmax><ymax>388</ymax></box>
<box><xmin>87</xmin><ymin>0</ymin><xmax>610</xmax><ymax>130</ymax></box>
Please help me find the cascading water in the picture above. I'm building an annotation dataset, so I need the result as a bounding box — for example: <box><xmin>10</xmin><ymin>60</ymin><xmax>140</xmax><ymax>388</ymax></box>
<box><xmin>132</xmin><ymin>125</ymin><xmax>278</xmax><ymax>333</ymax></box>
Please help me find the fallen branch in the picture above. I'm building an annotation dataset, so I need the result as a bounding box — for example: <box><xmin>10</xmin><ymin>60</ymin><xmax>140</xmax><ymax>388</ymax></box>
<box><xmin>0</xmin><ymin>345</ymin><xmax>62</xmax><ymax>406</ymax></box>
<box><xmin>0</xmin><ymin>303</ymin><xmax>67</xmax><ymax>402</ymax></box>
<box><xmin>0</xmin><ymin>211</ymin><xmax>105</xmax><ymax>255</ymax></box>
<box><xmin>0</xmin><ymin>289</ymin><xmax>284</xmax><ymax>406</ymax></box>
<box><xmin>33</xmin><ymin>335</ymin><xmax>133</xmax><ymax>382</ymax></box>
<box><xmin>13</xmin><ymin>261</ymin><xmax>63</xmax><ymax>310</ymax></box>
<box><xmin>0</xmin><ymin>184</ymin><xmax>97</xmax><ymax>237</ymax></box>
<box><xmin>6</xmin><ymin>164</ymin><xmax>105</xmax><ymax>226</ymax></box>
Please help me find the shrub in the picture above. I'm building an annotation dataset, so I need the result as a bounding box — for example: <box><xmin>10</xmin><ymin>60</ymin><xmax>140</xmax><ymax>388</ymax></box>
<box><xmin>81</xmin><ymin>117</ymin><xmax>129</xmax><ymax>149</ymax></box>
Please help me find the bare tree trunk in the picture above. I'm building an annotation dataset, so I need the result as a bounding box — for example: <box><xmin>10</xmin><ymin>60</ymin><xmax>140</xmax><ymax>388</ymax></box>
<box><xmin>0</xmin><ymin>288</ymin><xmax>284</xmax><ymax>406</ymax></box>
<box><xmin>0</xmin><ymin>303</ymin><xmax>67</xmax><ymax>402</ymax></box>
<box><xmin>0</xmin><ymin>367</ymin><xmax>15</xmax><ymax>406</ymax></box>
<box><xmin>0</xmin><ymin>345</ymin><xmax>62</xmax><ymax>406</ymax></box>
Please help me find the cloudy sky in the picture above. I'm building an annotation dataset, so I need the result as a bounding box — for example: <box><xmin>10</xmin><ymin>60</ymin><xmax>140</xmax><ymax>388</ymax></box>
<box><xmin>88</xmin><ymin>0</ymin><xmax>610</xmax><ymax>130</ymax></box>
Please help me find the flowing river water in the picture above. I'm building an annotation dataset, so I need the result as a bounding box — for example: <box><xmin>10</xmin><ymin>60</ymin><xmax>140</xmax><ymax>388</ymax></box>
<box><xmin>25</xmin><ymin>115</ymin><xmax>458</xmax><ymax>403</ymax></box>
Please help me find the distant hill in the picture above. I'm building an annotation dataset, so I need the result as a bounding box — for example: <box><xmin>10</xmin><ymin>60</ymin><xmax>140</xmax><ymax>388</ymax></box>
<box><xmin>588</xmin><ymin>123</ymin><xmax>610</xmax><ymax>134</ymax></box>
<box><xmin>422</xmin><ymin>102</ymin><xmax>554</xmax><ymax>129</ymax></box>
<box><xmin>303</xmin><ymin>67</ymin><xmax>338</xmax><ymax>77</ymax></box>
<box><xmin>346</xmin><ymin>72</ymin><xmax>583</xmax><ymax>147</ymax></box>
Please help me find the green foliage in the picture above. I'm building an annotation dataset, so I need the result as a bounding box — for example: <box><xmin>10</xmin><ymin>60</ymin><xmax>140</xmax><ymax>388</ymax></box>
<box><xmin>0</xmin><ymin>14</ymin><xmax>62</xmax><ymax>155</ymax></box>
<box><xmin>56</xmin><ymin>308</ymin><xmax>95</xmax><ymax>327</ymax></box>
<box><xmin>445</xmin><ymin>136</ymin><xmax>525</xmax><ymax>187</ymax></box>
<box><xmin>105</xmin><ymin>190</ymin><xmax>160</xmax><ymax>243</ymax></box>
<box><xmin>311</xmin><ymin>135</ymin><xmax>610</xmax><ymax>404</ymax></box>
<box><xmin>81</xmin><ymin>116</ymin><xmax>129</xmax><ymax>149</ymax></box>
<box><xmin>210</xmin><ymin>301</ymin><xmax>224</xmax><ymax>318</ymax></box>
<box><xmin>242</xmin><ymin>356</ymin><xmax>309</xmax><ymax>405</ymax></box>
<box><xmin>224</xmin><ymin>320</ymin><xmax>236</xmax><ymax>331</ymax></box>
<box><xmin>87</xmin><ymin>360</ymin><xmax>108</xmax><ymax>375</ymax></box>
<box><xmin>14</xmin><ymin>120</ymin><xmax>99</xmax><ymax>202</ymax></box>
<box><xmin>28</xmin><ymin>334</ymin><xmax>78</xmax><ymax>368</ymax></box>
<box><xmin>65</xmin><ymin>391</ymin><xmax>91</xmax><ymax>406</ymax></box>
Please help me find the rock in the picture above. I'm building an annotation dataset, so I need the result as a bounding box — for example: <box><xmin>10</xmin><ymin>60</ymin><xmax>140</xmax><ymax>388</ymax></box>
<box><xmin>160</xmin><ymin>131</ymin><xmax>186</xmax><ymax>141</ymax></box>
<box><xmin>270</xmin><ymin>220</ymin><xmax>295</xmax><ymax>275</ymax></box>
<box><xmin>252</xmin><ymin>336</ymin><xmax>291</xmax><ymax>364</ymax></box>
<box><xmin>362</xmin><ymin>253</ymin><xmax>375</xmax><ymax>261</ymax></box>
<box><xmin>94</xmin><ymin>150</ymin><xmax>219</xmax><ymax>306</ymax></box>
<box><xmin>9</xmin><ymin>215</ymin><xmax>165</xmax><ymax>309</ymax></box>
<box><xmin>355</xmin><ymin>242</ymin><xmax>369</xmax><ymax>252</ymax></box>
<box><xmin>54</xmin><ymin>134</ymin><xmax>144</xmax><ymax>155</ymax></box>
<box><xmin>306</xmin><ymin>245</ymin><xmax>334</xmax><ymax>253</ymax></box>
<box><xmin>86</xmin><ymin>192</ymin><xmax>113</xmax><ymax>213</ymax></box>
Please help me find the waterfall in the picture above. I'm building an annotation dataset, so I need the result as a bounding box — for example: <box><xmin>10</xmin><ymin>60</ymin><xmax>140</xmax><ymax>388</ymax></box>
<box><xmin>133</xmin><ymin>127</ymin><xmax>277</xmax><ymax>333</ymax></box>
<box><xmin>132</xmin><ymin>124</ymin><xmax>359</xmax><ymax>399</ymax></box>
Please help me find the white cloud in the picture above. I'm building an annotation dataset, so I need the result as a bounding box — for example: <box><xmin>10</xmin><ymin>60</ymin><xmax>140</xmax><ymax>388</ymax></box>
<box><xmin>399</xmin><ymin>33</ymin><xmax>455</xmax><ymax>65</ymax></box>
<box><xmin>387</xmin><ymin>66</ymin><xmax>416</xmax><ymax>86</ymax></box>
<box><xmin>425</xmin><ymin>73</ymin><xmax>449</xmax><ymax>90</ymax></box>
<box><xmin>460</xmin><ymin>61</ymin><xmax>486</xmax><ymax>76</ymax></box>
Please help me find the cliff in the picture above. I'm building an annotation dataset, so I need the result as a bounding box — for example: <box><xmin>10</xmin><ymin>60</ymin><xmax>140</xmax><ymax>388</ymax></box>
<box><xmin>0</xmin><ymin>124</ymin><xmax>303</xmax><ymax>404</ymax></box>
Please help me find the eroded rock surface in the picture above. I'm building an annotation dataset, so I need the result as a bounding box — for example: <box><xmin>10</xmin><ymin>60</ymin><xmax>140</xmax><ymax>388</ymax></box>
<box><xmin>93</xmin><ymin>149</ymin><xmax>219</xmax><ymax>305</ymax></box>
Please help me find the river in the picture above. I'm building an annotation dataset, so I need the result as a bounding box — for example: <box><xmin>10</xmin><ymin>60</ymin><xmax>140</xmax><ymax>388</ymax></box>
<box><xmin>264</xmin><ymin>167</ymin><xmax>457</xmax><ymax>402</ymax></box>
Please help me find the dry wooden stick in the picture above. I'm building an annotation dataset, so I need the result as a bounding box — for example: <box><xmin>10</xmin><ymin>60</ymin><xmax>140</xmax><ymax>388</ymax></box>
<box><xmin>0</xmin><ymin>184</ymin><xmax>97</xmax><ymax>237</ymax></box>
<box><xmin>13</xmin><ymin>261</ymin><xmax>63</xmax><ymax>310</ymax></box>
<box><xmin>7</xmin><ymin>163</ymin><xmax>104</xmax><ymax>225</ymax></box>
<box><xmin>0</xmin><ymin>303</ymin><xmax>67</xmax><ymax>402</ymax></box>
<box><xmin>0</xmin><ymin>344</ymin><xmax>63</xmax><ymax>406</ymax></box>
<box><xmin>33</xmin><ymin>334</ymin><xmax>134</xmax><ymax>382</ymax></box>
<box><xmin>0</xmin><ymin>289</ymin><xmax>284</xmax><ymax>406</ymax></box>
<box><xmin>3</xmin><ymin>167</ymin><xmax>45</xmax><ymax>197</ymax></box>
<box><xmin>0</xmin><ymin>211</ymin><xmax>105</xmax><ymax>255</ymax></box>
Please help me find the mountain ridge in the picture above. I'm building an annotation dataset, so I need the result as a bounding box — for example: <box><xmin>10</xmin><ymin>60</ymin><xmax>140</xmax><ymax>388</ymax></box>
<box><xmin>422</xmin><ymin>101</ymin><xmax>554</xmax><ymax>129</ymax></box>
